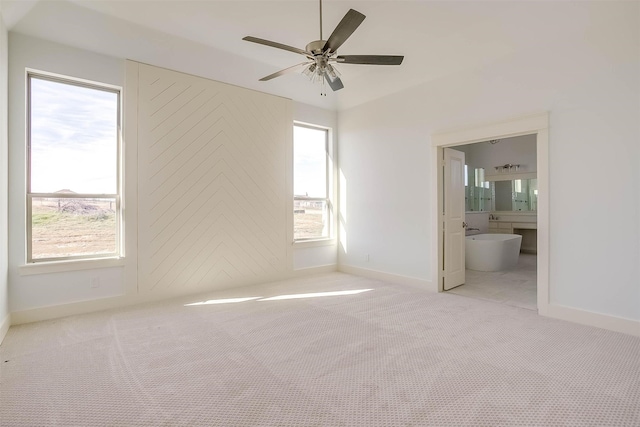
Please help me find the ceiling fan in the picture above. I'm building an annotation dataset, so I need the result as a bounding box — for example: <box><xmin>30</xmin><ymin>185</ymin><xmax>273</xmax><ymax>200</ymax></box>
<box><xmin>242</xmin><ymin>0</ymin><xmax>404</xmax><ymax>95</ymax></box>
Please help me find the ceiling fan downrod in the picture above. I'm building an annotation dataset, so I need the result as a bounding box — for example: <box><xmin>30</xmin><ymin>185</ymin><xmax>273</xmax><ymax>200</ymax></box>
<box><xmin>319</xmin><ymin>0</ymin><xmax>323</xmax><ymax>41</ymax></box>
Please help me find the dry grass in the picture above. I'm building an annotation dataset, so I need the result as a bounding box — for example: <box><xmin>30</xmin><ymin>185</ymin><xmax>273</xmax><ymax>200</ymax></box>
<box><xmin>31</xmin><ymin>198</ymin><xmax>116</xmax><ymax>259</ymax></box>
<box><xmin>294</xmin><ymin>208</ymin><xmax>326</xmax><ymax>240</ymax></box>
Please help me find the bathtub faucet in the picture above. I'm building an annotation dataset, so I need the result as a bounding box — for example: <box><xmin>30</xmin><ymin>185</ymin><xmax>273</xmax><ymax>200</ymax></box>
<box><xmin>466</xmin><ymin>227</ymin><xmax>480</xmax><ymax>231</ymax></box>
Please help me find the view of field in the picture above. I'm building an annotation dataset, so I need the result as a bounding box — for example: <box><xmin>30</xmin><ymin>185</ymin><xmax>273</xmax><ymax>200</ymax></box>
<box><xmin>31</xmin><ymin>197</ymin><xmax>116</xmax><ymax>259</ymax></box>
<box><xmin>294</xmin><ymin>208</ymin><xmax>327</xmax><ymax>240</ymax></box>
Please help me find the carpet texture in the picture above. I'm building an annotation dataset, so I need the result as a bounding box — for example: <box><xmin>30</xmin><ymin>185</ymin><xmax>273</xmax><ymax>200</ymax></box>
<box><xmin>1</xmin><ymin>273</ymin><xmax>638</xmax><ymax>426</ymax></box>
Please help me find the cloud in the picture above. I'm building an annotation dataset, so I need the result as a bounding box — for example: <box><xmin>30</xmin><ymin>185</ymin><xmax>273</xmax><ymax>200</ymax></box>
<box><xmin>30</xmin><ymin>77</ymin><xmax>118</xmax><ymax>194</ymax></box>
<box><xmin>293</xmin><ymin>125</ymin><xmax>327</xmax><ymax>197</ymax></box>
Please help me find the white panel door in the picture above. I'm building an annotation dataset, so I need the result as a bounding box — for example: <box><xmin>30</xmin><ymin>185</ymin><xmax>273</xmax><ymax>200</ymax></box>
<box><xmin>443</xmin><ymin>148</ymin><xmax>465</xmax><ymax>290</ymax></box>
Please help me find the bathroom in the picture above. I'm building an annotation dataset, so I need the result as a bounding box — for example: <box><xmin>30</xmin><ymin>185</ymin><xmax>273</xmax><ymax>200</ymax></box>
<box><xmin>448</xmin><ymin>135</ymin><xmax>538</xmax><ymax>310</ymax></box>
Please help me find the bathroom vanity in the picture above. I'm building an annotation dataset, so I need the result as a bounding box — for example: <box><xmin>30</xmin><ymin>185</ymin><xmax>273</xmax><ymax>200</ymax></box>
<box><xmin>488</xmin><ymin>218</ymin><xmax>537</xmax><ymax>254</ymax></box>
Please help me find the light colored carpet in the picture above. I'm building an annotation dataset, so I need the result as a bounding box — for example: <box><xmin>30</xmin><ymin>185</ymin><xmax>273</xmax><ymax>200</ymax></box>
<box><xmin>1</xmin><ymin>273</ymin><xmax>638</xmax><ymax>426</ymax></box>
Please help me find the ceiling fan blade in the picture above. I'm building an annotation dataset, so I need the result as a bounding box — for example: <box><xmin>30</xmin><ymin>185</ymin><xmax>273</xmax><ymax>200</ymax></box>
<box><xmin>322</xmin><ymin>9</ymin><xmax>366</xmax><ymax>53</ymax></box>
<box><xmin>324</xmin><ymin>73</ymin><xmax>344</xmax><ymax>91</ymax></box>
<box><xmin>259</xmin><ymin>62</ymin><xmax>312</xmax><ymax>81</ymax></box>
<box><xmin>243</xmin><ymin>36</ymin><xmax>311</xmax><ymax>57</ymax></box>
<box><xmin>336</xmin><ymin>55</ymin><xmax>404</xmax><ymax>65</ymax></box>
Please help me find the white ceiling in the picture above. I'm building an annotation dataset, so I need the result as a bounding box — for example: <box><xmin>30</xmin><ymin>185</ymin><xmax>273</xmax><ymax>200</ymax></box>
<box><xmin>2</xmin><ymin>0</ymin><xmax>588</xmax><ymax>110</ymax></box>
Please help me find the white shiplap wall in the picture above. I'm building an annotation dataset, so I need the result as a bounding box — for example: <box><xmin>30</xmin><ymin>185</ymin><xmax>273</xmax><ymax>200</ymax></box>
<box><xmin>135</xmin><ymin>63</ymin><xmax>292</xmax><ymax>295</ymax></box>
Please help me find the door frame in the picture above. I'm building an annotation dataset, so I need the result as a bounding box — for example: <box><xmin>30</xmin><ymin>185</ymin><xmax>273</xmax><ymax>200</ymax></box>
<box><xmin>431</xmin><ymin>112</ymin><xmax>549</xmax><ymax>315</ymax></box>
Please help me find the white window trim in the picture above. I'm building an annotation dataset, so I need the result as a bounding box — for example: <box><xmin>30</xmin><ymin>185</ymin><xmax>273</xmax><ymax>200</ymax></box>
<box><xmin>293</xmin><ymin>122</ymin><xmax>334</xmax><ymax>244</ymax></box>
<box><xmin>292</xmin><ymin>238</ymin><xmax>336</xmax><ymax>248</ymax></box>
<box><xmin>18</xmin><ymin>257</ymin><xmax>125</xmax><ymax>276</ymax></box>
<box><xmin>25</xmin><ymin>70</ymin><xmax>124</xmax><ymax>264</ymax></box>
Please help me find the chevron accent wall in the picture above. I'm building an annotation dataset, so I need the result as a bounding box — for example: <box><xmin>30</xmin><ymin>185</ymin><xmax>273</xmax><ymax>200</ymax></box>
<box><xmin>135</xmin><ymin>63</ymin><xmax>292</xmax><ymax>295</ymax></box>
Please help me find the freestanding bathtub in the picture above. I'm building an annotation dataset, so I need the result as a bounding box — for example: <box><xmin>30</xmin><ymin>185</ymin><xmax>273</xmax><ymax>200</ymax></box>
<box><xmin>465</xmin><ymin>234</ymin><xmax>522</xmax><ymax>272</ymax></box>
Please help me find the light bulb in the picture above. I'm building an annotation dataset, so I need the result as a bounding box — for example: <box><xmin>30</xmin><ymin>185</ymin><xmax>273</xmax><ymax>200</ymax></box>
<box><xmin>326</xmin><ymin>64</ymin><xmax>337</xmax><ymax>79</ymax></box>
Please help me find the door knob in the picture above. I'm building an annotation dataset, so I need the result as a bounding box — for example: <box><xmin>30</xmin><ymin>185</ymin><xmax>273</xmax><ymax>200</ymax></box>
<box><xmin>463</xmin><ymin>222</ymin><xmax>468</xmax><ymax>228</ymax></box>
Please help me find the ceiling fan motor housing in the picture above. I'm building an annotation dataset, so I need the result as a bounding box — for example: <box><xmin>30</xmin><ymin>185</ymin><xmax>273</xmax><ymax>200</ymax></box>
<box><xmin>306</xmin><ymin>40</ymin><xmax>328</xmax><ymax>56</ymax></box>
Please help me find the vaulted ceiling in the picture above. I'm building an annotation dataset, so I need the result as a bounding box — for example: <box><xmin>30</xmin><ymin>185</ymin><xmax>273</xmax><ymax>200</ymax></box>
<box><xmin>2</xmin><ymin>1</ymin><xmax>595</xmax><ymax>110</ymax></box>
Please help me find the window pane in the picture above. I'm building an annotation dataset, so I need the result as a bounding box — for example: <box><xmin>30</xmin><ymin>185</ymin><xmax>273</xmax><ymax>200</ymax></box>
<box><xmin>30</xmin><ymin>77</ymin><xmax>118</xmax><ymax>194</ymax></box>
<box><xmin>31</xmin><ymin>196</ymin><xmax>117</xmax><ymax>259</ymax></box>
<box><xmin>294</xmin><ymin>199</ymin><xmax>328</xmax><ymax>240</ymax></box>
<box><xmin>294</xmin><ymin>126</ymin><xmax>326</xmax><ymax>198</ymax></box>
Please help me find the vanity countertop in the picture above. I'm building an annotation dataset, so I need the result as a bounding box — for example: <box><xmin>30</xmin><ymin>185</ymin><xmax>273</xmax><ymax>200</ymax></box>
<box><xmin>489</xmin><ymin>219</ymin><xmax>537</xmax><ymax>230</ymax></box>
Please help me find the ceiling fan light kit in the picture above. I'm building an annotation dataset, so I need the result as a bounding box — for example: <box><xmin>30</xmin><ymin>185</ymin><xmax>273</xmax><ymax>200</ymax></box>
<box><xmin>242</xmin><ymin>0</ymin><xmax>404</xmax><ymax>95</ymax></box>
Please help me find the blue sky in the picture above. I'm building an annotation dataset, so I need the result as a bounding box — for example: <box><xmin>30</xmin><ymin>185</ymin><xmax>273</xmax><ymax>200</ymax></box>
<box><xmin>30</xmin><ymin>77</ymin><xmax>118</xmax><ymax>194</ymax></box>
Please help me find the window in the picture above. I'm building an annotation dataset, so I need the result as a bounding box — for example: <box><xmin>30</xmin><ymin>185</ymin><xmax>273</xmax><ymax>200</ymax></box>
<box><xmin>474</xmin><ymin>167</ymin><xmax>489</xmax><ymax>189</ymax></box>
<box><xmin>27</xmin><ymin>72</ymin><xmax>121</xmax><ymax>262</ymax></box>
<box><xmin>464</xmin><ymin>164</ymin><xmax>468</xmax><ymax>187</ymax></box>
<box><xmin>514</xmin><ymin>179</ymin><xmax>522</xmax><ymax>193</ymax></box>
<box><xmin>293</xmin><ymin>124</ymin><xmax>331</xmax><ymax>241</ymax></box>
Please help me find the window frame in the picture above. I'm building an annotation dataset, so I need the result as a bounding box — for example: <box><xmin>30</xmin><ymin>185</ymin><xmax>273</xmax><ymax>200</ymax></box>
<box><xmin>26</xmin><ymin>70</ymin><xmax>123</xmax><ymax>263</ymax></box>
<box><xmin>293</xmin><ymin>122</ymin><xmax>333</xmax><ymax>243</ymax></box>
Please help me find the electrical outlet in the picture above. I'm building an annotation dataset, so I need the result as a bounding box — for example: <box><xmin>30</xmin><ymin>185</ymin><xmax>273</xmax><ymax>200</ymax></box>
<box><xmin>90</xmin><ymin>277</ymin><xmax>100</xmax><ymax>289</ymax></box>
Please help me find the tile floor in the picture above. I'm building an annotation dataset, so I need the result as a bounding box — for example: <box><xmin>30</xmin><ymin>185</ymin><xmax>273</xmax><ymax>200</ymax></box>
<box><xmin>447</xmin><ymin>253</ymin><xmax>537</xmax><ymax>311</ymax></box>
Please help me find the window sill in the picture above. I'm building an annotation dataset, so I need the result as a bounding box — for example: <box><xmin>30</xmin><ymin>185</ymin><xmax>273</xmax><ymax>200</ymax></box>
<box><xmin>19</xmin><ymin>257</ymin><xmax>125</xmax><ymax>276</ymax></box>
<box><xmin>293</xmin><ymin>238</ymin><xmax>336</xmax><ymax>249</ymax></box>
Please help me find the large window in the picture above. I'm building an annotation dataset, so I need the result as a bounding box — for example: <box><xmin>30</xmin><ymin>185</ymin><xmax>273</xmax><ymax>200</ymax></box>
<box><xmin>293</xmin><ymin>124</ymin><xmax>331</xmax><ymax>241</ymax></box>
<box><xmin>27</xmin><ymin>72</ymin><xmax>121</xmax><ymax>262</ymax></box>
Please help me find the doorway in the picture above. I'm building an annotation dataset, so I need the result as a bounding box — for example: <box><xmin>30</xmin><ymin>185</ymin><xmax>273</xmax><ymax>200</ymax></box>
<box><xmin>431</xmin><ymin>113</ymin><xmax>550</xmax><ymax>315</ymax></box>
<box><xmin>446</xmin><ymin>136</ymin><xmax>538</xmax><ymax>310</ymax></box>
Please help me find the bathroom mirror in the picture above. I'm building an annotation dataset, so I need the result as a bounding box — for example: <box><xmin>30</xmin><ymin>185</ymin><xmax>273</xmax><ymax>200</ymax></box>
<box><xmin>465</xmin><ymin>167</ymin><xmax>492</xmax><ymax>212</ymax></box>
<box><xmin>492</xmin><ymin>178</ymin><xmax>537</xmax><ymax>212</ymax></box>
<box><xmin>465</xmin><ymin>167</ymin><xmax>537</xmax><ymax>212</ymax></box>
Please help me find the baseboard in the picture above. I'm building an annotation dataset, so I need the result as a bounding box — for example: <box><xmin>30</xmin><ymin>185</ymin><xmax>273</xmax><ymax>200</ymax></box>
<box><xmin>9</xmin><ymin>294</ymin><xmax>141</xmax><ymax>326</ymax></box>
<box><xmin>9</xmin><ymin>270</ymin><xmax>338</xmax><ymax>326</ymax></box>
<box><xmin>292</xmin><ymin>264</ymin><xmax>338</xmax><ymax>276</ymax></box>
<box><xmin>338</xmin><ymin>264</ymin><xmax>431</xmax><ymax>289</ymax></box>
<box><xmin>546</xmin><ymin>303</ymin><xmax>640</xmax><ymax>337</ymax></box>
<box><xmin>0</xmin><ymin>313</ymin><xmax>11</xmax><ymax>345</ymax></box>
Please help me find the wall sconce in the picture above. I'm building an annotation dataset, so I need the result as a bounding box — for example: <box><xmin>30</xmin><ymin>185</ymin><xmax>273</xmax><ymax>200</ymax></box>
<box><xmin>494</xmin><ymin>164</ymin><xmax>520</xmax><ymax>173</ymax></box>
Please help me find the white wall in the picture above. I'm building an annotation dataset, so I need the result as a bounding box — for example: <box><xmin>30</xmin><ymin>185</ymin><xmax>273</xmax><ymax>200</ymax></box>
<box><xmin>338</xmin><ymin>117</ymin><xmax>432</xmax><ymax>281</ymax></box>
<box><xmin>8</xmin><ymin>34</ymin><xmax>336</xmax><ymax>316</ymax></box>
<box><xmin>458</xmin><ymin>134</ymin><xmax>537</xmax><ymax>177</ymax></box>
<box><xmin>338</xmin><ymin>2</ymin><xmax>640</xmax><ymax>321</ymax></box>
<box><xmin>0</xmin><ymin>10</ymin><xmax>10</xmax><ymax>341</ymax></box>
<box><xmin>464</xmin><ymin>212</ymin><xmax>488</xmax><ymax>236</ymax></box>
<box><xmin>134</xmin><ymin>62</ymin><xmax>291</xmax><ymax>297</ymax></box>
